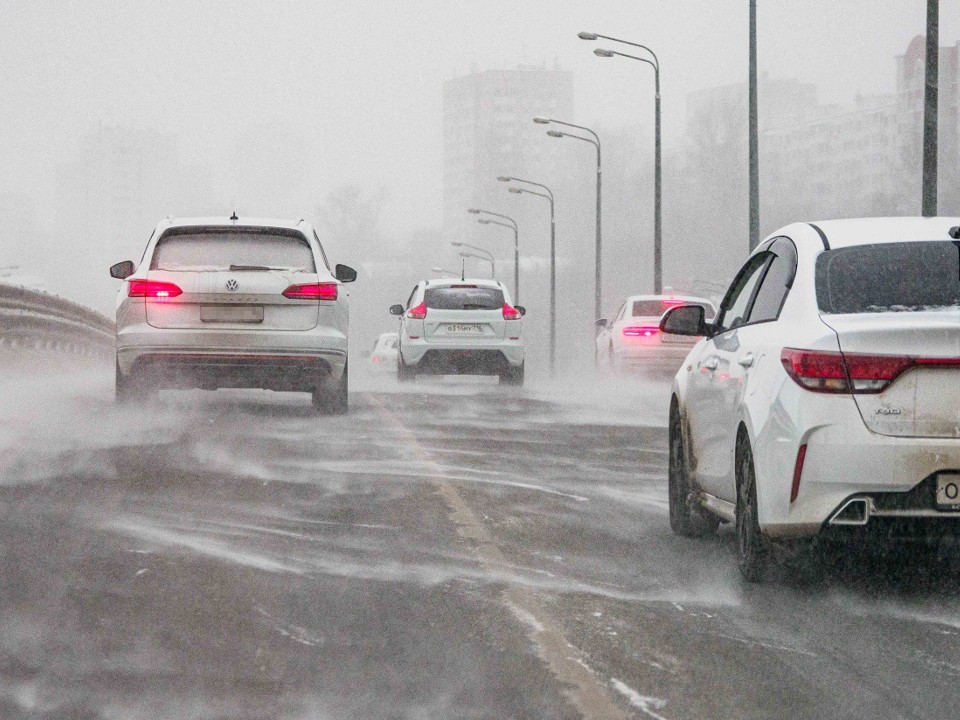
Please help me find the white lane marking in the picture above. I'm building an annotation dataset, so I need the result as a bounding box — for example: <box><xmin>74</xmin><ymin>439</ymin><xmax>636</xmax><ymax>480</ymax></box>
<box><xmin>610</xmin><ymin>679</ymin><xmax>670</xmax><ymax>720</ymax></box>
<box><xmin>370</xmin><ymin>395</ymin><xmax>629</xmax><ymax>720</ymax></box>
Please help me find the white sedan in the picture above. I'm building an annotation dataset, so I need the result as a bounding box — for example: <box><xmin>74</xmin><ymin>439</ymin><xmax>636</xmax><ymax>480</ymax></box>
<box><xmin>596</xmin><ymin>294</ymin><xmax>715</xmax><ymax>375</ymax></box>
<box><xmin>663</xmin><ymin>217</ymin><xmax>960</xmax><ymax>581</ymax></box>
<box><xmin>390</xmin><ymin>278</ymin><xmax>525</xmax><ymax>385</ymax></box>
<box><xmin>110</xmin><ymin>216</ymin><xmax>356</xmax><ymax>413</ymax></box>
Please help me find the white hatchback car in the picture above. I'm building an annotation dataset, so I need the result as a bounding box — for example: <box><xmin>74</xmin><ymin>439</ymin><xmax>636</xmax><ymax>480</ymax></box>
<box><xmin>596</xmin><ymin>294</ymin><xmax>716</xmax><ymax>375</ymax></box>
<box><xmin>663</xmin><ymin>217</ymin><xmax>960</xmax><ymax>581</ymax></box>
<box><xmin>390</xmin><ymin>278</ymin><xmax>526</xmax><ymax>385</ymax></box>
<box><xmin>110</xmin><ymin>216</ymin><xmax>356</xmax><ymax>413</ymax></box>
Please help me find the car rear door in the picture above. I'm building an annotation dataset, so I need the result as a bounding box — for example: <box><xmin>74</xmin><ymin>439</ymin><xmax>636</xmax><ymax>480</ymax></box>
<box><xmin>143</xmin><ymin>228</ymin><xmax>323</xmax><ymax>332</ymax></box>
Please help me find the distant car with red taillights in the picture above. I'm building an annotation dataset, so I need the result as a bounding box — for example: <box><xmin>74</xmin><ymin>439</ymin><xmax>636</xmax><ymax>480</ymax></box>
<box><xmin>370</xmin><ymin>332</ymin><xmax>399</xmax><ymax>372</ymax></box>
<box><xmin>595</xmin><ymin>294</ymin><xmax>716</xmax><ymax>375</ymax></box>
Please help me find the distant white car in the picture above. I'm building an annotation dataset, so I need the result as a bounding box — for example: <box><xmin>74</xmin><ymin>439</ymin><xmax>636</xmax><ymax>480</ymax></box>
<box><xmin>110</xmin><ymin>216</ymin><xmax>356</xmax><ymax>413</ymax></box>
<box><xmin>596</xmin><ymin>294</ymin><xmax>715</xmax><ymax>375</ymax></box>
<box><xmin>390</xmin><ymin>278</ymin><xmax>525</xmax><ymax>385</ymax></box>
<box><xmin>663</xmin><ymin>217</ymin><xmax>960</xmax><ymax>581</ymax></box>
<box><xmin>370</xmin><ymin>332</ymin><xmax>399</xmax><ymax>371</ymax></box>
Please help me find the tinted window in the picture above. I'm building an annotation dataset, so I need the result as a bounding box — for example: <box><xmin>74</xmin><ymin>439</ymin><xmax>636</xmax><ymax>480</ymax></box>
<box><xmin>151</xmin><ymin>229</ymin><xmax>315</xmax><ymax>272</ymax></box>
<box><xmin>748</xmin><ymin>240</ymin><xmax>796</xmax><ymax>323</ymax></box>
<box><xmin>816</xmin><ymin>242</ymin><xmax>960</xmax><ymax>313</ymax></box>
<box><xmin>424</xmin><ymin>286</ymin><xmax>504</xmax><ymax>310</ymax></box>
<box><xmin>716</xmin><ymin>254</ymin><xmax>770</xmax><ymax>333</ymax></box>
<box><xmin>632</xmin><ymin>300</ymin><xmax>668</xmax><ymax>316</ymax></box>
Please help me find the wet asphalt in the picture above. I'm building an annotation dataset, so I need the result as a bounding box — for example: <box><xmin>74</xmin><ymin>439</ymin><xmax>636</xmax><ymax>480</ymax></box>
<box><xmin>1</xmin><ymin>361</ymin><xmax>960</xmax><ymax>719</ymax></box>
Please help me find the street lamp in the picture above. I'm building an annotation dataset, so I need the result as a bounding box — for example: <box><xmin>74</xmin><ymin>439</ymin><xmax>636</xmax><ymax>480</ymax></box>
<box><xmin>535</xmin><ymin>116</ymin><xmax>602</xmax><ymax>326</ymax></box>
<box><xmin>468</xmin><ymin>208</ymin><xmax>519</xmax><ymax>302</ymax></box>
<box><xmin>451</xmin><ymin>241</ymin><xmax>495</xmax><ymax>278</ymax></box>
<box><xmin>582</xmin><ymin>32</ymin><xmax>663</xmax><ymax>294</ymax></box>
<box><xmin>431</xmin><ymin>266</ymin><xmax>459</xmax><ymax>278</ymax></box>
<box><xmin>500</xmin><ymin>176</ymin><xmax>556</xmax><ymax>373</ymax></box>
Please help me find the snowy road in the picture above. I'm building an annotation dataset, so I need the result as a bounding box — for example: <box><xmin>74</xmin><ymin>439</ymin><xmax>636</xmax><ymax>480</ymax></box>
<box><xmin>2</xmin><ymin>362</ymin><xmax>960</xmax><ymax>719</ymax></box>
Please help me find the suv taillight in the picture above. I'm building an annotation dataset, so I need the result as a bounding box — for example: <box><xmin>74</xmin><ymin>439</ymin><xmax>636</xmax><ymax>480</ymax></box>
<box><xmin>282</xmin><ymin>282</ymin><xmax>338</xmax><ymax>300</ymax></box>
<box><xmin>128</xmin><ymin>280</ymin><xmax>182</xmax><ymax>298</ymax></box>
<box><xmin>407</xmin><ymin>303</ymin><xmax>427</xmax><ymax>319</ymax></box>
<box><xmin>502</xmin><ymin>303</ymin><xmax>521</xmax><ymax>320</ymax></box>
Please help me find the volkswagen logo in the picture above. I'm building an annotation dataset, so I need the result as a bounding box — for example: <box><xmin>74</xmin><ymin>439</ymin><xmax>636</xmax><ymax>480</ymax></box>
<box><xmin>226</xmin><ymin>279</ymin><xmax>239</xmax><ymax>291</ymax></box>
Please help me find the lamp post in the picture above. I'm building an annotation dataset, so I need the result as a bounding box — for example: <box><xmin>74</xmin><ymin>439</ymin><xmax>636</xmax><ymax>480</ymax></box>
<box><xmin>534</xmin><ymin>116</ymin><xmax>602</xmax><ymax>325</ymax></box>
<box><xmin>431</xmin><ymin>266</ymin><xmax>459</xmax><ymax>278</ymax></box>
<box><xmin>581</xmin><ymin>32</ymin><xmax>662</xmax><ymax>294</ymax></box>
<box><xmin>499</xmin><ymin>175</ymin><xmax>556</xmax><ymax>373</ymax></box>
<box><xmin>468</xmin><ymin>208</ymin><xmax>519</xmax><ymax>302</ymax></box>
<box><xmin>451</xmin><ymin>241</ymin><xmax>495</xmax><ymax>277</ymax></box>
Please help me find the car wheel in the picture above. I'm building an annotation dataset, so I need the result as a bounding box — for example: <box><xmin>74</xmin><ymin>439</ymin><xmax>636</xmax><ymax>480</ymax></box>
<box><xmin>668</xmin><ymin>402</ymin><xmax>719</xmax><ymax>537</ymax></box>
<box><xmin>397</xmin><ymin>357</ymin><xmax>416</xmax><ymax>383</ymax></box>
<box><xmin>500</xmin><ymin>362</ymin><xmax>524</xmax><ymax>387</ymax></box>
<box><xmin>735</xmin><ymin>430</ymin><xmax>770</xmax><ymax>582</ymax></box>
<box><xmin>313</xmin><ymin>364</ymin><xmax>348</xmax><ymax>415</ymax></box>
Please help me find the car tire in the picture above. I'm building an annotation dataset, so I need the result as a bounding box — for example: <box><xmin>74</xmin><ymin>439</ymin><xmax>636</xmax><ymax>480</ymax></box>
<box><xmin>735</xmin><ymin>430</ymin><xmax>770</xmax><ymax>583</ymax></box>
<box><xmin>500</xmin><ymin>362</ymin><xmax>525</xmax><ymax>387</ymax></box>
<box><xmin>313</xmin><ymin>364</ymin><xmax>348</xmax><ymax>415</ymax></box>
<box><xmin>668</xmin><ymin>402</ymin><xmax>719</xmax><ymax>537</ymax></box>
<box><xmin>397</xmin><ymin>357</ymin><xmax>416</xmax><ymax>383</ymax></box>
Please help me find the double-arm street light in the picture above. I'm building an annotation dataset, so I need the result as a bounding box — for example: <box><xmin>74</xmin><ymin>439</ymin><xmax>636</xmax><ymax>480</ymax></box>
<box><xmin>468</xmin><ymin>208</ymin><xmax>519</xmax><ymax>302</ymax></box>
<box><xmin>499</xmin><ymin>175</ymin><xmax>556</xmax><ymax>374</ymax></box>
<box><xmin>580</xmin><ymin>31</ymin><xmax>663</xmax><ymax>294</ymax></box>
<box><xmin>431</xmin><ymin>266</ymin><xmax>459</xmax><ymax>278</ymax></box>
<box><xmin>451</xmin><ymin>241</ymin><xmax>495</xmax><ymax>278</ymax></box>
<box><xmin>534</xmin><ymin>116</ymin><xmax>602</xmax><ymax>325</ymax></box>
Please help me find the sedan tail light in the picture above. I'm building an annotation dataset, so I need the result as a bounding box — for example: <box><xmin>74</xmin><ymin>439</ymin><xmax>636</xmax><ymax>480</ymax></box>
<box><xmin>502</xmin><ymin>303</ymin><xmax>521</xmax><ymax>320</ymax></box>
<box><xmin>282</xmin><ymin>282</ymin><xmax>338</xmax><ymax>300</ymax></box>
<box><xmin>406</xmin><ymin>303</ymin><xmax>427</xmax><ymax>320</ymax></box>
<box><xmin>128</xmin><ymin>280</ymin><xmax>182</xmax><ymax>298</ymax></box>
<box><xmin>781</xmin><ymin>348</ymin><xmax>960</xmax><ymax>394</ymax></box>
<box><xmin>623</xmin><ymin>325</ymin><xmax>659</xmax><ymax>337</ymax></box>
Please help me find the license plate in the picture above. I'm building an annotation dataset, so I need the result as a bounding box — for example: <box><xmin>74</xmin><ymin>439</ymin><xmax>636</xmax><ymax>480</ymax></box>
<box><xmin>200</xmin><ymin>305</ymin><xmax>264</xmax><ymax>323</ymax></box>
<box><xmin>936</xmin><ymin>473</ymin><xmax>960</xmax><ymax>510</ymax></box>
<box><xmin>446</xmin><ymin>323</ymin><xmax>482</xmax><ymax>334</ymax></box>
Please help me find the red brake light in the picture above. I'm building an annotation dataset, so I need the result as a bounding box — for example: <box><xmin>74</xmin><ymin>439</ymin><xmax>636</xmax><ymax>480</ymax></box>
<box><xmin>623</xmin><ymin>325</ymin><xmax>659</xmax><ymax>337</ymax></box>
<box><xmin>128</xmin><ymin>280</ymin><xmax>182</xmax><ymax>298</ymax></box>
<box><xmin>502</xmin><ymin>303</ymin><xmax>521</xmax><ymax>320</ymax></box>
<box><xmin>780</xmin><ymin>348</ymin><xmax>937</xmax><ymax>394</ymax></box>
<box><xmin>282</xmin><ymin>282</ymin><xmax>338</xmax><ymax>300</ymax></box>
<box><xmin>406</xmin><ymin>302</ymin><xmax>427</xmax><ymax>320</ymax></box>
<box><xmin>661</xmin><ymin>299</ymin><xmax>685</xmax><ymax>308</ymax></box>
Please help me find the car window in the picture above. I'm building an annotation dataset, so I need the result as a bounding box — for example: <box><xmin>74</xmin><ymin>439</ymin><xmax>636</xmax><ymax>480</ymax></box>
<box><xmin>424</xmin><ymin>285</ymin><xmax>504</xmax><ymax>310</ymax></box>
<box><xmin>715</xmin><ymin>253</ymin><xmax>770</xmax><ymax>334</ymax></box>
<box><xmin>747</xmin><ymin>238</ymin><xmax>797</xmax><ymax>323</ymax></box>
<box><xmin>312</xmin><ymin>230</ymin><xmax>332</xmax><ymax>271</ymax></box>
<box><xmin>816</xmin><ymin>241</ymin><xmax>960</xmax><ymax>313</ymax></box>
<box><xmin>632</xmin><ymin>300</ymin><xmax>667</xmax><ymax>316</ymax></box>
<box><xmin>150</xmin><ymin>229</ymin><xmax>316</xmax><ymax>272</ymax></box>
<box><xmin>406</xmin><ymin>285</ymin><xmax>419</xmax><ymax>309</ymax></box>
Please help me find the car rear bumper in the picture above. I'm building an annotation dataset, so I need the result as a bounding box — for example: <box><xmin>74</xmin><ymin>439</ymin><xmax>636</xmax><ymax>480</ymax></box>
<box><xmin>401</xmin><ymin>337</ymin><xmax>524</xmax><ymax>370</ymax></box>
<box><xmin>613</xmin><ymin>344</ymin><xmax>692</xmax><ymax>371</ymax></box>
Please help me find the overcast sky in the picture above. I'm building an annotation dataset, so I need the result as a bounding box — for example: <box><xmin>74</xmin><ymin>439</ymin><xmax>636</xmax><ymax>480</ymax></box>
<box><xmin>1</xmin><ymin>0</ymin><xmax>958</xmax><ymax>234</ymax></box>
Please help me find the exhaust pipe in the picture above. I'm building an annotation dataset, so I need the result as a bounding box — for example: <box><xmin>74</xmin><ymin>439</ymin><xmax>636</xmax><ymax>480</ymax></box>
<box><xmin>829</xmin><ymin>497</ymin><xmax>870</xmax><ymax>526</ymax></box>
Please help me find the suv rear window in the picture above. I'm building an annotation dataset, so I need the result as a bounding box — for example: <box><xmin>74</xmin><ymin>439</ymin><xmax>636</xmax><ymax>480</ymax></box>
<box><xmin>424</xmin><ymin>286</ymin><xmax>504</xmax><ymax>310</ymax></box>
<box><xmin>815</xmin><ymin>241</ymin><xmax>960</xmax><ymax>313</ymax></box>
<box><xmin>151</xmin><ymin>228</ymin><xmax>316</xmax><ymax>272</ymax></box>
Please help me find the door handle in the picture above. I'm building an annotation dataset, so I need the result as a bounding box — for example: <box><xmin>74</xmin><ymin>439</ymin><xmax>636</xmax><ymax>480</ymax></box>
<box><xmin>738</xmin><ymin>353</ymin><xmax>755</xmax><ymax>368</ymax></box>
<box><xmin>701</xmin><ymin>357</ymin><xmax>719</xmax><ymax>372</ymax></box>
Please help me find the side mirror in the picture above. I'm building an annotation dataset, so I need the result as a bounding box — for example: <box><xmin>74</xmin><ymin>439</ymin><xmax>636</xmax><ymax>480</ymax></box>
<box><xmin>335</xmin><ymin>264</ymin><xmax>357</xmax><ymax>283</ymax></box>
<box><xmin>660</xmin><ymin>305</ymin><xmax>709</xmax><ymax>337</ymax></box>
<box><xmin>389</xmin><ymin>304</ymin><xmax>404</xmax><ymax>316</ymax></box>
<box><xmin>515</xmin><ymin>305</ymin><xmax>526</xmax><ymax>316</ymax></box>
<box><xmin>596</xmin><ymin>318</ymin><xmax>608</xmax><ymax>329</ymax></box>
<box><xmin>110</xmin><ymin>260</ymin><xmax>135</xmax><ymax>280</ymax></box>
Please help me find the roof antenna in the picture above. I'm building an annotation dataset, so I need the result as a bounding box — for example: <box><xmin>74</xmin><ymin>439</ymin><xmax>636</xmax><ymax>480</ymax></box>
<box><xmin>461</xmin><ymin>258</ymin><xmax>465</xmax><ymax>281</ymax></box>
<box><xmin>229</xmin><ymin>211</ymin><xmax>238</xmax><ymax>221</ymax></box>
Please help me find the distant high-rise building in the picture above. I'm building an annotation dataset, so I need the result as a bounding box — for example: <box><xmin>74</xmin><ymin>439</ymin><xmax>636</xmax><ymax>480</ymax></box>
<box><xmin>442</xmin><ymin>65</ymin><xmax>574</xmax><ymax>237</ymax></box>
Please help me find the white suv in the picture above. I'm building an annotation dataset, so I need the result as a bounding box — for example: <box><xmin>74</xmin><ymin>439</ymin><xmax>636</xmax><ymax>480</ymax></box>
<box><xmin>110</xmin><ymin>216</ymin><xmax>356</xmax><ymax>413</ymax></box>
<box><xmin>663</xmin><ymin>217</ymin><xmax>960</xmax><ymax>581</ymax></box>
<box><xmin>390</xmin><ymin>278</ymin><xmax>526</xmax><ymax>385</ymax></box>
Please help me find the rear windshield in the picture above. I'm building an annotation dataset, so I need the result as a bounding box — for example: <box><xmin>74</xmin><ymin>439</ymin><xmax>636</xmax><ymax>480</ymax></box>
<box><xmin>151</xmin><ymin>229</ymin><xmax>316</xmax><ymax>272</ymax></box>
<box><xmin>424</xmin><ymin>286</ymin><xmax>504</xmax><ymax>310</ymax></box>
<box><xmin>632</xmin><ymin>300</ymin><xmax>714</xmax><ymax>317</ymax></box>
<box><xmin>816</xmin><ymin>241</ymin><xmax>960</xmax><ymax>313</ymax></box>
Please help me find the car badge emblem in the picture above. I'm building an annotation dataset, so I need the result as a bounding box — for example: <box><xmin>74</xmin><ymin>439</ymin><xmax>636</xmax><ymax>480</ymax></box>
<box><xmin>226</xmin><ymin>279</ymin><xmax>239</xmax><ymax>291</ymax></box>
